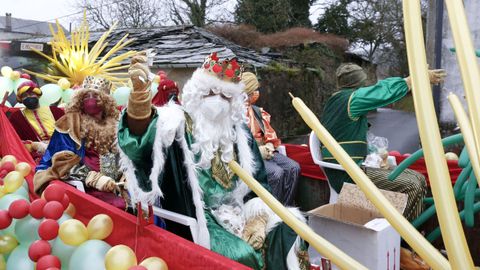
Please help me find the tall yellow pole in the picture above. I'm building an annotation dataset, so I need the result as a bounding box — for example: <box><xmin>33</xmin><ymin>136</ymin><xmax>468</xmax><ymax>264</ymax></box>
<box><xmin>228</xmin><ymin>161</ymin><xmax>367</xmax><ymax>270</ymax></box>
<box><xmin>289</xmin><ymin>95</ymin><xmax>450</xmax><ymax>270</ymax></box>
<box><xmin>403</xmin><ymin>1</ymin><xmax>474</xmax><ymax>269</ymax></box>
<box><xmin>448</xmin><ymin>93</ymin><xmax>480</xmax><ymax>186</ymax></box>
<box><xmin>444</xmin><ymin>0</ymin><xmax>480</xmax><ymax>163</ymax></box>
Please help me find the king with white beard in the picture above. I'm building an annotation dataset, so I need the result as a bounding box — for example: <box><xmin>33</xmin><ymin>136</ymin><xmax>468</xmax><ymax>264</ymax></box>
<box><xmin>118</xmin><ymin>52</ymin><xmax>307</xmax><ymax>270</ymax></box>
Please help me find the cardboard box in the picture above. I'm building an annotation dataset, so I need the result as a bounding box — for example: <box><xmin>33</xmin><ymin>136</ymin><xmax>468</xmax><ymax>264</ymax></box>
<box><xmin>308</xmin><ymin>183</ymin><xmax>407</xmax><ymax>270</ymax></box>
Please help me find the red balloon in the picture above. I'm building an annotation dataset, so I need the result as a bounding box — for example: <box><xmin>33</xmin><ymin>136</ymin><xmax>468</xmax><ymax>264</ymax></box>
<box><xmin>43</xmin><ymin>201</ymin><xmax>64</xmax><ymax>220</ymax></box>
<box><xmin>0</xmin><ymin>161</ymin><xmax>15</xmax><ymax>173</ymax></box>
<box><xmin>36</xmin><ymin>255</ymin><xmax>61</xmax><ymax>270</ymax></box>
<box><xmin>0</xmin><ymin>210</ymin><xmax>12</xmax><ymax>229</ymax></box>
<box><xmin>28</xmin><ymin>240</ymin><xmax>52</xmax><ymax>262</ymax></box>
<box><xmin>44</xmin><ymin>184</ymin><xmax>66</xmax><ymax>202</ymax></box>
<box><xmin>60</xmin><ymin>194</ymin><xmax>70</xmax><ymax>209</ymax></box>
<box><xmin>45</xmin><ymin>268</ymin><xmax>60</xmax><ymax>270</ymax></box>
<box><xmin>8</xmin><ymin>199</ymin><xmax>30</xmax><ymax>219</ymax></box>
<box><xmin>20</xmin><ymin>73</ymin><xmax>31</xmax><ymax>80</ymax></box>
<box><xmin>129</xmin><ymin>267</ymin><xmax>148</xmax><ymax>270</ymax></box>
<box><xmin>30</xmin><ymin>199</ymin><xmax>47</xmax><ymax>219</ymax></box>
<box><xmin>39</xmin><ymin>219</ymin><xmax>59</xmax><ymax>241</ymax></box>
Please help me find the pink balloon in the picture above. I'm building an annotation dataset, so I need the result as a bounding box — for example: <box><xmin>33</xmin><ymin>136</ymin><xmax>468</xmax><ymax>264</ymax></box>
<box><xmin>39</xmin><ymin>219</ymin><xmax>60</xmax><ymax>240</ymax></box>
<box><xmin>30</xmin><ymin>199</ymin><xmax>47</xmax><ymax>219</ymax></box>
<box><xmin>44</xmin><ymin>184</ymin><xmax>66</xmax><ymax>202</ymax></box>
<box><xmin>0</xmin><ymin>210</ymin><xmax>12</xmax><ymax>229</ymax></box>
<box><xmin>8</xmin><ymin>199</ymin><xmax>30</xmax><ymax>219</ymax></box>
<box><xmin>36</xmin><ymin>255</ymin><xmax>61</xmax><ymax>270</ymax></box>
<box><xmin>28</xmin><ymin>240</ymin><xmax>52</xmax><ymax>262</ymax></box>
<box><xmin>43</xmin><ymin>201</ymin><xmax>64</xmax><ymax>220</ymax></box>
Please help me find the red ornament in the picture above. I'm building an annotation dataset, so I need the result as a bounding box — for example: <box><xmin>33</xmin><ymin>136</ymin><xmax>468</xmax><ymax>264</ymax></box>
<box><xmin>28</xmin><ymin>240</ymin><xmax>52</xmax><ymax>262</ymax></box>
<box><xmin>212</xmin><ymin>64</ymin><xmax>223</xmax><ymax>73</ymax></box>
<box><xmin>20</xmin><ymin>73</ymin><xmax>31</xmax><ymax>80</ymax></box>
<box><xmin>30</xmin><ymin>199</ymin><xmax>47</xmax><ymax>219</ymax></box>
<box><xmin>129</xmin><ymin>267</ymin><xmax>148</xmax><ymax>270</ymax></box>
<box><xmin>0</xmin><ymin>210</ymin><xmax>12</xmax><ymax>229</ymax></box>
<box><xmin>43</xmin><ymin>201</ymin><xmax>64</xmax><ymax>220</ymax></box>
<box><xmin>44</xmin><ymin>184</ymin><xmax>66</xmax><ymax>202</ymax></box>
<box><xmin>38</xmin><ymin>219</ymin><xmax>59</xmax><ymax>241</ymax></box>
<box><xmin>225</xmin><ymin>69</ymin><xmax>234</xmax><ymax>78</ymax></box>
<box><xmin>60</xmin><ymin>194</ymin><xmax>70</xmax><ymax>209</ymax></box>
<box><xmin>8</xmin><ymin>199</ymin><xmax>30</xmax><ymax>219</ymax></box>
<box><xmin>36</xmin><ymin>255</ymin><xmax>61</xmax><ymax>270</ymax></box>
<box><xmin>0</xmin><ymin>161</ymin><xmax>15</xmax><ymax>173</ymax></box>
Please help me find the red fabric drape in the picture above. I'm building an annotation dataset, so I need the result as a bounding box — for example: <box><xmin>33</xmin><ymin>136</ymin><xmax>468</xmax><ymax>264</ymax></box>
<box><xmin>0</xmin><ymin>108</ymin><xmax>37</xmax><ymax>199</ymax></box>
<box><xmin>284</xmin><ymin>144</ymin><xmax>462</xmax><ymax>186</ymax></box>
<box><xmin>56</xmin><ymin>181</ymin><xmax>250</xmax><ymax>270</ymax></box>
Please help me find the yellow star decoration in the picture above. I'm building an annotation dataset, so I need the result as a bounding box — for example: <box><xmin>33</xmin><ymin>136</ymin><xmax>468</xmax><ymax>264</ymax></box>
<box><xmin>25</xmin><ymin>15</ymin><xmax>137</xmax><ymax>87</ymax></box>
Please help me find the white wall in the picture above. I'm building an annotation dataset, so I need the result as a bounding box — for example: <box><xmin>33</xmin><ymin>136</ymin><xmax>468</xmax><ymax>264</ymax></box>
<box><xmin>440</xmin><ymin>0</ymin><xmax>480</xmax><ymax>122</ymax></box>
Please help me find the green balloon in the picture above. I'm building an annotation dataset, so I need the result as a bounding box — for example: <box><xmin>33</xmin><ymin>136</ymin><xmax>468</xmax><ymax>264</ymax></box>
<box><xmin>112</xmin><ymin>86</ymin><xmax>131</xmax><ymax>106</ymax></box>
<box><xmin>39</xmin><ymin>83</ymin><xmax>62</xmax><ymax>106</ymax></box>
<box><xmin>52</xmin><ymin>237</ymin><xmax>77</xmax><ymax>269</ymax></box>
<box><xmin>0</xmin><ymin>77</ymin><xmax>13</xmax><ymax>97</ymax></box>
<box><xmin>62</xmin><ymin>88</ymin><xmax>74</xmax><ymax>104</ymax></box>
<box><xmin>22</xmin><ymin>180</ymin><xmax>29</xmax><ymax>191</ymax></box>
<box><xmin>14</xmin><ymin>216</ymin><xmax>40</xmax><ymax>245</ymax></box>
<box><xmin>151</xmin><ymin>82</ymin><xmax>159</xmax><ymax>97</ymax></box>
<box><xmin>12</xmin><ymin>186</ymin><xmax>28</xmax><ymax>200</ymax></box>
<box><xmin>58</xmin><ymin>213</ymin><xmax>72</xmax><ymax>225</ymax></box>
<box><xmin>12</xmin><ymin>78</ymin><xmax>29</xmax><ymax>93</ymax></box>
<box><xmin>69</xmin><ymin>239</ymin><xmax>111</xmax><ymax>270</ymax></box>
<box><xmin>6</xmin><ymin>245</ymin><xmax>34</xmax><ymax>270</ymax></box>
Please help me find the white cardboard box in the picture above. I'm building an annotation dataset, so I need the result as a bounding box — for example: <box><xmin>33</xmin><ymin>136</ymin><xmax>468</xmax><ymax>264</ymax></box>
<box><xmin>308</xmin><ymin>183</ymin><xmax>407</xmax><ymax>270</ymax></box>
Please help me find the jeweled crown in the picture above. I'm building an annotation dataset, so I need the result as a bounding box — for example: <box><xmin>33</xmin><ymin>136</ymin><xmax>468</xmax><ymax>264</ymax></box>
<box><xmin>81</xmin><ymin>76</ymin><xmax>113</xmax><ymax>94</ymax></box>
<box><xmin>202</xmin><ymin>52</ymin><xmax>243</xmax><ymax>83</ymax></box>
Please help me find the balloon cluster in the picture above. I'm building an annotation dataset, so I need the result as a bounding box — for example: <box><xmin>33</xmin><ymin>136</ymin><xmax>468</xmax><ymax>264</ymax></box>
<box><xmin>104</xmin><ymin>244</ymin><xmax>168</xmax><ymax>270</ymax></box>
<box><xmin>113</xmin><ymin>70</ymin><xmax>165</xmax><ymax>106</ymax></box>
<box><xmin>0</xmin><ymin>66</ymin><xmax>32</xmax><ymax>107</ymax></box>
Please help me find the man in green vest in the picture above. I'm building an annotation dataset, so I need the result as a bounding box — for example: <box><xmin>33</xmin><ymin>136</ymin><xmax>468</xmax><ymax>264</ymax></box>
<box><xmin>320</xmin><ymin>63</ymin><xmax>446</xmax><ymax>220</ymax></box>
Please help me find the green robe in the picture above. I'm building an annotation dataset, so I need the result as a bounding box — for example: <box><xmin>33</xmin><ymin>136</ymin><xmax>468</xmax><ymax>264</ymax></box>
<box><xmin>117</xmin><ymin>108</ymin><xmax>301</xmax><ymax>270</ymax></box>
<box><xmin>321</xmin><ymin>77</ymin><xmax>409</xmax><ymax>192</ymax></box>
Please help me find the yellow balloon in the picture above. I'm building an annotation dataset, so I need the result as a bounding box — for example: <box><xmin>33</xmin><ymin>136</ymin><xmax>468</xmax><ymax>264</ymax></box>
<box><xmin>15</xmin><ymin>162</ymin><xmax>31</xmax><ymax>177</ymax></box>
<box><xmin>0</xmin><ymin>254</ymin><xmax>5</xmax><ymax>270</ymax></box>
<box><xmin>445</xmin><ymin>152</ymin><xmax>459</xmax><ymax>161</ymax></box>
<box><xmin>87</xmin><ymin>214</ymin><xmax>113</xmax><ymax>240</ymax></box>
<box><xmin>65</xmin><ymin>203</ymin><xmax>76</xmax><ymax>218</ymax></box>
<box><xmin>9</xmin><ymin>71</ymin><xmax>20</xmax><ymax>81</ymax></box>
<box><xmin>153</xmin><ymin>75</ymin><xmax>161</xmax><ymax>84</ymax></box>
<box><xmin>104</xmin><ymin>245</ymin><xmax>137</xmax><ymax>270</ymax></box>
<box><xmin>1</xmin><ymin>155</ymin><xmax>17</xmax><ymax>166</ymax></box>
<box><xmin>0</xmin><ymin>235</ymin><xmax>18</xmax><ymax>254</ymax></box>
<box><xmin>0</xmin><ymin>66</ymin><xmax>12</xmax><ymax>78</ymax></box>
<box><xmin>57</xmin><ymin>78</ymin><xmax>71</xmax><ymax>90</ymax></box>
<box><xmin>3</xmin><ymin>171</ymin><xmax>24</xmax><ymax>193</ymax></box>
<box><xmin>59</xmin><ymin>219</ymin><xmax>88</xmax><ymax>246</ymax></box>
<box><xmin>0</xmin><ymin>186</ymin><xmax>6</xmax><ymax>198</ymax></box>
<box><xmin>139</xmin><ymin>257</ymin><xmax>168</xmax><ymax>270</ymax></box>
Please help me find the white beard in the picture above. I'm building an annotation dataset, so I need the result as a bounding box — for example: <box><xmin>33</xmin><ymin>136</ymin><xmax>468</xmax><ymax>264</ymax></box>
<box><xmin>188</xmin><ymin>99</ymin><xmax>238</xmax><ymax>169</ymax></box>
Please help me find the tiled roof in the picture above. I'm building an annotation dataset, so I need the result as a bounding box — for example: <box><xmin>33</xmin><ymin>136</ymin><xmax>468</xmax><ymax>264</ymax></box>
<box><xmin>27</xmin><ymin>25</ymin><xmax>272</xmax><ymax>68</ymax></box>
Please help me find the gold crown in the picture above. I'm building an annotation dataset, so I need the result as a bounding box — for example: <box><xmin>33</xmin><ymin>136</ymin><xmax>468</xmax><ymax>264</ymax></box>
<box><xmin>81</xmin><ymin>76</ymin><xmax>113</xmax><ymax>94</ymax></box>
<box><xmin>202</xmin><ymin>52</ymin><xmax>243</xmax><ymax>83</ymax></box>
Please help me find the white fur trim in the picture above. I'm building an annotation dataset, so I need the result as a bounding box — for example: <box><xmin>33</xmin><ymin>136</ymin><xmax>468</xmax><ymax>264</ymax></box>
<box><xmin>243</xmin><ymin>198</ymin><xmax>306</xmax><ymax>234</ymax></box>
<box><xmin>175</xmin><ymin>117</ymin><xmax>211</xmax><ymax>249</ymax></box>
<box><xmin>232</xmin><ymin>123</ymin><xmax>256</xmax><ymax>204</ymax></box>
<box><xmin>182</xmin><ymin>69</ymin><xmax>245</xmax><ymax>103</ymax></box>
<box><xmin>286</xmin><ymin>237</ymin><xmax>302</xmax><ymax>270</ymax></box>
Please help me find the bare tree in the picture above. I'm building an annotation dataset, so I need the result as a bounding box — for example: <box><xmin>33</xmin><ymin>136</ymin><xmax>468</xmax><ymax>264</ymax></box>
<box><xmin>75</xmin><ymin>0</ymin><xmax>168</xmax><ymax>30</ymax></box>
<box><xmin>164</xmin><ymin>0</ymin><xmax>232</xmax><ymax>27</ymax></box>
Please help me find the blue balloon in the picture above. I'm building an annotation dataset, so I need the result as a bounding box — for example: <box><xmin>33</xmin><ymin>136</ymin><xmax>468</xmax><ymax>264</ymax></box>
<box><xmin>14</xmin><ymin>216</ymin><xmax>40</xmax><ymax>245</ymax></box>
<box><xmin>69</xmin><ymin>239</ymin><xmax>111</xmax><ymax>270</ymax></box>
<box><xmin>6</xmin><ymin>245</ymin><xmax>34</xmax><ymax>270</ymax></box>
<box><xmin>0</xmin><ymin>77</ymin><xmax>13</xmax><ymax>97</ymax></box>
<box><xmin>12</xmin><ymin>186</ymin><xmax>28</xmax><ymax>200</ymax></box>
<box><xmin>151</xmin><ymin>82</ymin><xmax>159</xmax><ymax>97</ymax></box>
<box><xmin>0</xmin><ymin>194</ymin><xmax>24</xmax><ymax>210</ymax></box>
<box><xmin>39</xmin><ymin>83</ymin><xmax>62</xmax><ymax>106</ymax></box>
<box><xmin>58</xmin><ymin>213</ymin><xmax>72</xmax><ymax>225</ymax></box>
<box><xmin>112</xmin><ymin>86</ymin><xmax>131</xmax><ymax>106</ymax></box>
<box><xmin>62</xmin><ymin>88</ymin><xmax>74</xmax><ymax>104</ymax></box>
<box><xmin>52</xmin><ymin>237</ymin><xmax>77</xmax><ymax>270</ymax></box>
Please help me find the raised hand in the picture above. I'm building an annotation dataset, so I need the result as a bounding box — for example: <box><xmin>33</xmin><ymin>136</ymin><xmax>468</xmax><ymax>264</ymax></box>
<box><xmin>128</xmin><ymin>53</ymin><xmax>151</xmax><ymax>92</ymax></box>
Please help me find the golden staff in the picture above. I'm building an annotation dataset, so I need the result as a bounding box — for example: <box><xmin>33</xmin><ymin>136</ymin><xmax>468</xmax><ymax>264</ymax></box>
<box><xmin>403</xmin><ymin>1</ymin><xmax>474</xmax><ymax>269</ymax></box>
<box><xmin>444</xmin><ymin>0</ymin><xmax>480</xmax><ymax>164</ymax></box>
<box><xmin>289</xmin><ymin>93</ymin><xmax>450</xmax><ymax>269</ymax></box>
<box><xmin>447</xmin><ymin>93</ymin><xmax>480</xmax><ymax>186</ymax></box>
<box><xmin>228</xmin><ymin>161</ymin><xmax>367</xmax><ymax>270</ymax></box>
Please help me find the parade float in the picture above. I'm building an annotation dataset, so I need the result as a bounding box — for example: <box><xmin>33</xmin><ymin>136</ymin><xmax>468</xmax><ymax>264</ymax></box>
<box><xmin>1</xmin><ymin>0</ymin><xmax>480</xmax><ymax>269</ymax></box>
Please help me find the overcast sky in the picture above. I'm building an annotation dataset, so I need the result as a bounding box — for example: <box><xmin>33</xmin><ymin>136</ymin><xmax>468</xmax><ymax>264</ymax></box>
<box><xmin>1</xmin><ymin>0</ymin><xmax>322</xmax><ymax>30</ymax></box>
